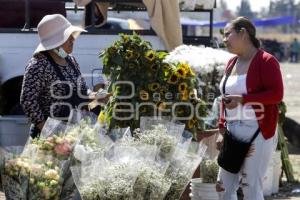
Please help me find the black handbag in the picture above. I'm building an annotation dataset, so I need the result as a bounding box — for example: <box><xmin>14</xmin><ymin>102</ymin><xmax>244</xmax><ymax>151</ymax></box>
<box><xmin>217</xmin><ymin>128</ymin><xmax>260</xmax><ymax>174</ymax></box>
<box><xmin>217</xmin><ymin>63</ymin><xmax>260</xmax><ymax>174</ymax></box>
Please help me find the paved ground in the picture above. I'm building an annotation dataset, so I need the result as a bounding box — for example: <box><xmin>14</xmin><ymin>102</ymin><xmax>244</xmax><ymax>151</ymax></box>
<box><xmin>282</xmin><ymin>62</ymin><xmax>300</xmax><ymax>124</ymax></box>
<box><xmin>1</xmin><ymin>62</ymin><xmax>300</xmax><ymax>200</ymax></box>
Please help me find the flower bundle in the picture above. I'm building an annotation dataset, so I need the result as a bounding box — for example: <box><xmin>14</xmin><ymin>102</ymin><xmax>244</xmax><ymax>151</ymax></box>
<box><xmin>71</xmin><ymin>121</ymin><xmax>206</xmax><ymax>200</ymax></box>
<box><xmin>164</xmin><ymin>142</ymin><xmax>206</xmax><ymax>200</ymax></box>
<box><xmin>1</xmin><ymin>117</ymin><xmax>86</xmax><ymax>200</ymax></box>
<box><xmin>76</xmin><ymin>161</ymin><xmax>140</xmax><ymax>200</ymax></box>
<box><xmin>3</xmin><ymin>156</ymin><xmax>63</xmax><ymax>200</ymax></box>
<box><xmin>99</xmin><ymin>34</ymin><xmax>207</xmax><ymax>137</ymax></box>
<box><xmin>135</xmin><ymin>124</ymin><xmax>181</xmax><ymax>160</ymax></box>
<box><xmin>165</xmin><ymin>45</ymin><xmax>233</xmax><ymax>104</ymax></box>
<box><xmin>30</xmin><ymin>135</ymin><xmax>74</xmax><ymax>160</ymax></box>
<box><xmin>199</xmin><ymin>158</ymin><xmax>219</xmax><ymax>183</ymax></box>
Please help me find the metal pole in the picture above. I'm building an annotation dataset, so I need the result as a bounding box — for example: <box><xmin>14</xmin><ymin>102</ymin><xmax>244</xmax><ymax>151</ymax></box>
<box><xmin>209</xmin><ymin>10</ymin><xmax>213</xmax><ymax>46</ymax></box>
<box><xmin>24</xmin><ymin>0</ymin><xmax>30</xmax><ymax>29</ymax></box>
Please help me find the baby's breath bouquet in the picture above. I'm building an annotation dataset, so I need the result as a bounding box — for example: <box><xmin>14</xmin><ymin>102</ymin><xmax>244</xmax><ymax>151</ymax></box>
<box><xmin>135</xmin><ymin>123</ymin><xmax>181</xmax><ymax>160</ymax></box>
<box><xmin>199</xmin><ymin>158</ymin><xmax>219</xmax><ymax>183</ymax></box>
<box><xmin>99</xmin><ymin>33</ymin><xmax>207</xmax><ymax>138</ymax></box>
<box><xmin>70</xmin><ymin>122</ymin><xmax>207</xmax><ymax>200</ymax></box>
<box><xmin>164</xmin><ymin>142</ymin><xmax>207</xmax><ymax>200</ymax></box>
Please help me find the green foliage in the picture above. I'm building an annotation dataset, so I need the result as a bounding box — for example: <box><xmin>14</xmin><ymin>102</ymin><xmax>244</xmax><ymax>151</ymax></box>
<box><xmin>278</xmin><ymin>101</ymin><xmax>287</xmax><ymax>125</ymax></box>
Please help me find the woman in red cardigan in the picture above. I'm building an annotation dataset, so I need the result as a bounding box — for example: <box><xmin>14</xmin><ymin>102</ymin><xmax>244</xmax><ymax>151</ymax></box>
<box><xmin>217</xmin><ymin>17</ymin><xmax>283</xmax><ymax>200</ymax></box>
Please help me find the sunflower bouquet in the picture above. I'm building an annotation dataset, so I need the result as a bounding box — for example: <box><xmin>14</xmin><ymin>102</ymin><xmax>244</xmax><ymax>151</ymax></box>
<box><xmin>99</xmin><ymin>33</ymin><xmax>208</xmax><ymax>138</ymax></box>
<box><xmin>164</xmin><ymin>45</ymin><xmax>233</xmax><ymax>106</ymax></box>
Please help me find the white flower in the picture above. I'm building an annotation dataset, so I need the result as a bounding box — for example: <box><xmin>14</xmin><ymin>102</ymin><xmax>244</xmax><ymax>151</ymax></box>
<box><xmin>44</xmin><ymin>169</ymin><xmax>59</xmax><ymax>181</ymax></box>
<box><xmin>164</xmin><ymin>45</ymin><xmax>233</xmax><ymax>75</ymax></box>
<box><xmin>74</xmin><ymin>145</ymin><xmax>91</xmax><ymax>162</ymax></box>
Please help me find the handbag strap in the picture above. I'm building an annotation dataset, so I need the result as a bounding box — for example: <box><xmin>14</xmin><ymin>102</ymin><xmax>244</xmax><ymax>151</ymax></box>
<box><xmin>222</xmin><ymin>59</ymin><xmax>235</xmax><ymax>120</ymax></box>
<box><xmin>222</xmin><ymin>58</ymin><xmax>236</xmax><ymax>95</ymax></box>
<box><xmin>222</xmin><ymin>58</ymin><xmax>260</xmax><ymax>143</ymax></box>
<box><xmin>249</xmin><ymin>128</ymin><xmax>260</xmax><ymax>143</ymax></box>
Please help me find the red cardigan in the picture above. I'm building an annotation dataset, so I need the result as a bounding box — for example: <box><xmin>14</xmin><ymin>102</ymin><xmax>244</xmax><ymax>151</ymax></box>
<box><xmin>218</xmin><ymin>49</ymin><xmax>284</xmax><ymax>139</ymax></box>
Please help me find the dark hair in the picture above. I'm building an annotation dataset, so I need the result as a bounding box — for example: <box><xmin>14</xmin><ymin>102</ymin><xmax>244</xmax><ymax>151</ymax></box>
<box><xmin>230</xmin><ymin>16</ymin><xmax>260</xmax><ymax>48</ymax></box>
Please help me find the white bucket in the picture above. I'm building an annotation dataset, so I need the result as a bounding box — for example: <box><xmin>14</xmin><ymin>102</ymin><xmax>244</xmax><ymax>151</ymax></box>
<box><xmin>191</xmin><ymin>182</ymin><xmax>219</xmax><ymax>200</ymax></box>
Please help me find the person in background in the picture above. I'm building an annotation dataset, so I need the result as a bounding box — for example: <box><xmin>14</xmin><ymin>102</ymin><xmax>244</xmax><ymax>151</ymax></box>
<box><xmin>217</xmin><ymin>16</ymin><xmax>283</xmax><ymax>200</ymax></box>
<box><xmin>290</xmin><ymin>38</ymin><xmax>300</xmax><ymax>63</ymax></box>
<box><xmin>20</xmin><ymin>14</ymin><xmax>108</xmax><ymax>138</ymax></box>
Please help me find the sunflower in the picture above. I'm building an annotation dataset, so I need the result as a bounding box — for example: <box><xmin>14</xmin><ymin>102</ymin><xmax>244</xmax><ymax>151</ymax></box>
<box><xmin>139</xmin><ymin>90</ymin><xmax>149</xmax><ymax>101</ymax></box>
<box><xmin>180</xmin><ymin>90</ymin><xmax>189</xmax><ymax>101</ymax></box>
<box><xmin>176</xmin><ymin>67</ymin><xmax>188</xmax><ymax>78</ymax></box>
<box><xmin>178</xmin><ymin>82</ymin><xmax>188</xmax><ymax>93</ymax></box>
<box><xmin>98</xmin><ymin>111</ymin><xmax>106</xmax><ymax>124</ymax></box>
<box><xmin>179</xmin><ymin>63</ymin><xmax>195</xmax><ymax>77</ymax></box>
<box><xmin>148</xmin><ymin>83</ymin><xmax>160</xmax><ymax>92</ymax></box>
<box><xmin>157</xmin><ymin>101</ymin><xmax>167</xmax><ymax>111</ymax></box>
<box><xmin>167</xmin><ymin>73</ymin><xmax>178</xmax><ymax>84</ymax></box>
<box><xmin>145</xmin><ymin>50</ymin><xmax>156</xmax><ymax>62</ymax></box>
<box><xmin>125</xmin><ymin>49</ymin><xmax>134</xmax><ymax>60</ymax></box>
<box><xmin>187</xmin><ymin>119</ymin><xmax>195</xmax><ymax>129</ymax></box>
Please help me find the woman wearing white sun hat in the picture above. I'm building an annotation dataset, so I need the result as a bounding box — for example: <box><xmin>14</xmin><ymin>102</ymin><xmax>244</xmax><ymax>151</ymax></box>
<box><xmin>20</xmin><ymin>14</ymin><xmax>108</xmax><ymax>138</ymax></box>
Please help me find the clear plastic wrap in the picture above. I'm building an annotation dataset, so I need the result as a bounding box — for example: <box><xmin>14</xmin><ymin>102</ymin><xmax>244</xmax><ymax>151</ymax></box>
<box><xmin>108</xmin><ymin>127</ymin><xmax>131</xmax><ymax>142</ymax></box>
<box><xmin>133</xmin><ymin>161</ymin><xmax>171</xmax><ymax>200</ymax></box>
<box><xmin>68</xmin><ymin>109</ymin><xmax>98</xmax><ymax>126</ymax></box>
<box><xmin>139</xmin><ymin>117</ymin><xmax>170</xmax><ymax>132</ymax></box>
<box><xmin>40</xmin><ymin>117</ymin><xmax>67</xmax><ymax>139</ymax></box>
<box><xmin>2</xmin><ymin>116</ymin><xmax>83</xmax><ymax>200</ymax></box>
<box><xmin>0</xmin><ymin>146</ymin><xmax>24</xmax><ymax>193</ymax></box>
<box><xmin>164</xmin><ymin>142</ymin><xmax>207</xmax><ymax>200</ymax></box>
<box><xmin>137</xmin><ymin>122</ymin><xmax>184</xmax><ymax>160</ymax></box>
<box><xmin>2</xmin><ymin>151</ymin><xmax>67</xmax><ymax>200</ymax></box>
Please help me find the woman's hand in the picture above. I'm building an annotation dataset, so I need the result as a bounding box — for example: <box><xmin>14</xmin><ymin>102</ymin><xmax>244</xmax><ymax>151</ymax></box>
<box><xmin>216</xmin><ymin>181</ymin><xmax>225</xmax><ymax>192</ymax></box>
<box><xmin>216</xmin><ymin>133</ymin><xmax>223</xmax><ymax>150</ymax></box>
<box><xmin>223</xmin><ymin>95</ymin><xmax>243</xmax><ymax>109</ymax></box>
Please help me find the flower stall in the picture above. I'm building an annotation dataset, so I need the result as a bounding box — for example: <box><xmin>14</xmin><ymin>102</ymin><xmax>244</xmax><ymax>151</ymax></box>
<box><xmin>0</xmin><ymin>34</ymin><xmax>233</xmax><ymax>200</ymax></box>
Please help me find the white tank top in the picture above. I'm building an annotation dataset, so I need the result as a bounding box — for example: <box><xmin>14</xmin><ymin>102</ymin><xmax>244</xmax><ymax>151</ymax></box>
<box><xmin>219</xmin><ymin>74</ymin><xmax>257</xmax><ymax>121</ymax></box>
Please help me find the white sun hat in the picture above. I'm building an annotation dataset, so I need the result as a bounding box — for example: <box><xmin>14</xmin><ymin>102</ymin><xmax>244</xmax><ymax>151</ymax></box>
<box><xmin>34</xmin><ymin>14</ymin><xmax>87</xmax><ymax>54</ymax></box>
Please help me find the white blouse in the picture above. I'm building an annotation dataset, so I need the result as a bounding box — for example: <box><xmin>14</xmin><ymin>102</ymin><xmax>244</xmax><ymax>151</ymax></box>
<box><xmin>219</xmin><ymin>74</ymin><xmax>257</xmax><ymax>121</ymax></box>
